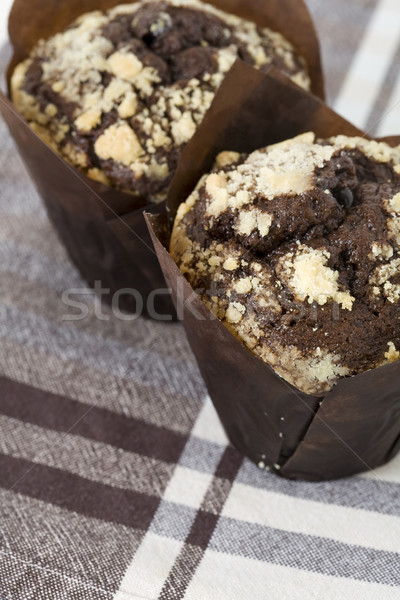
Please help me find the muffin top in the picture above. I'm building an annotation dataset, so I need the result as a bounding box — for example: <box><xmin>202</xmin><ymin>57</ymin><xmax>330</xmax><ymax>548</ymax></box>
<box><xmin>171</xmin><ymin>132</ymin><xmax>400</xmax><ymax>395</ymax></box>
<box><xmin>11</xmin><ymin>0</ymin><xmax>310</xmax><ymax>203</ymax></box>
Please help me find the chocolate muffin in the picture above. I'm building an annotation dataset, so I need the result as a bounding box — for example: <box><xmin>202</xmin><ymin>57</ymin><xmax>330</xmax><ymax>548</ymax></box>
<box><xmin>170</xmin><ymin>132</ymin><xmax>400</xmax><ymax>395</ymax></box>
<box><xmin>11</xmin><ymin>0</ymin><xmax>310</xmax><ymax>203</ymax></box>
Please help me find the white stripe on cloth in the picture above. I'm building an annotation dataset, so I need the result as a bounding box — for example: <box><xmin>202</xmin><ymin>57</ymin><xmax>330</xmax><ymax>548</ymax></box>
<box><xmin>333</xmin><ymin>0</ymin><xmax>400</xmax><ymax>130</ymax></box>
<box><xmin>113</xmin><ymin>400</ymin><xmax>220</xmax><ymax>600</ymax></box>
<box><xmin>114</xmin><ymin>533</ymin><xmax>183</xmax><ymax>600</ymax></box>
<box><xmin>184</xmin><ymin>551</ymin><xmax>400</xmax><ymax>600</ymax></box>
<box><xmin>375</xmin><ymin>72</ymin><xmax>400</xmax><ymax>136</ymax></box>
<box><xmin>163</xmin><ymin>465</ymin><xmax>213</xmax><ymax>509</ymax></box>
<box><xmin>221</xmin><ymin>482</ymin><xmax>400</xmax><ymax>553</ymax></box>
<box><xmin>190</xmin><ymin>396</ymin><xmax>229</xmax><ymax>446</ymax></box>
<box><xmin>0</xmin><ymin>0</ymin><xmax>14</xmax><ymax>48</ymax></box>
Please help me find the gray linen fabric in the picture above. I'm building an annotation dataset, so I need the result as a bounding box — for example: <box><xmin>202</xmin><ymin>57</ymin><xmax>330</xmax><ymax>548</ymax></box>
<box><xmin>0</xmin><ymin>1</ymin><xmax>400</xmax><ymax>598</ymax></box>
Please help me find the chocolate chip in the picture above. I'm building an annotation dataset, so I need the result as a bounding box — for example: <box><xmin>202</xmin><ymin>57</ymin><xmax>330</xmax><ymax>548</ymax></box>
<box><xmin>102</xmin><ymin>15</ymin><xmax>134</xmax><ymax>46</ymax></box>
<box><xmin>170</xmin><ymin>47</ymin><xmax>217</xmax><ymax>81</ymax></box>
<box><xmin>337</xmin><ymin>188</ymin><xmax>354</xmax><ymax>208</ymax></box>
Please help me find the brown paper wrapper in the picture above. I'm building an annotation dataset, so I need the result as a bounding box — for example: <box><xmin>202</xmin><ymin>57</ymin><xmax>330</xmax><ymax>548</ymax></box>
<box><xmin>147</xmin><ymin>62</ymin><xmax>400</xmax><ymax>481</ymax></box>
<box><xmin>0</xmin><ymin>0</ymin><xmax>323</xmax><ymax>318</ymax></box>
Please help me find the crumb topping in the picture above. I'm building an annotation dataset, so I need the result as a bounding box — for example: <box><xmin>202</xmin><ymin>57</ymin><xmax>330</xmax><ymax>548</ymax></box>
<box><xmin>277</xmin><ymin>246</ymin><xmax>355</xmax><ymax>310</ymax></box>
<box><xmin>204</xmin><ymin>133</ymin><xmax>336</xmax><ymax>219</ymax></box>
<box><xmin>94</xmin><ymin>122</ymin><xmax>143</xmax><ymax>166</ymax></box>
<box><xmin>171</xmin><ymin>133</ymin><xmax>400</xmax><ymax>394</ymax></box>
<box><xmin>385</xmin><ymin>342</ymin><xmax>400</xmax><ymax>362</ymax></box>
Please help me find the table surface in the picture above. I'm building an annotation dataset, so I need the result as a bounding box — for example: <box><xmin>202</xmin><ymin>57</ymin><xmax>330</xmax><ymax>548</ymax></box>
<box><xmin>0</xmin><ymin>1</ymin><xmax>400</xmax><ymax>599</ymax></box>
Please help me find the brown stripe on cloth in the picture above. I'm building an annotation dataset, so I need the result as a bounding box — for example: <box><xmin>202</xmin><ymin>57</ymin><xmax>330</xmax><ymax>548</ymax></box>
<box><xmin>0</xmin><ymin>552</ymin><xmax>113</xmax><ymax>600</ymax></box>
<box><xmin>0</xmin><ymin>376</ymin><xmax>188</xmax><ymax>464</ymax></box>
<box><xmin>158</xmin><ymin>447</ymin><xmax>243</xmax><ymax>600</ymax></box>
<box><xmin>0</xmin><ymin>339</ymin><xmax>201</xmax><ymax>434</ymax></box>
<box><xmin>0</xmin><ymin>415</ymin><xmax>175</xmax><ymax>497</ymax></box>
<box><xmin>0</xmin><ymin>453</ymin><xmax>160</xmax><ymax>530</ymax></box>
<box><xmin>0</xmin><ymin>488</ymin><xmax>144</xmax><ymax>599</ymax></box>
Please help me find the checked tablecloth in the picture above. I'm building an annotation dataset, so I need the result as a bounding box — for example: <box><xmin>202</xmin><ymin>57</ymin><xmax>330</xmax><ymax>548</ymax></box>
<box><xmin>1</xmin><ymin>1</ymin><xmax>400</xmax><ymax>599</ymax></box>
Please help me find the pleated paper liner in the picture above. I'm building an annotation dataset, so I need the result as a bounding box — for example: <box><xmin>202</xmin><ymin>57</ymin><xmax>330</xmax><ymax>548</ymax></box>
<box><xmin>146</xmin><ymin>61</ymin><xmax>400</xmax><ymax>481</ymax></box>
<box><xmin>0</xmin><ymin>0</ymin><xmax>323</xmax><ymax>319</ymax></box>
